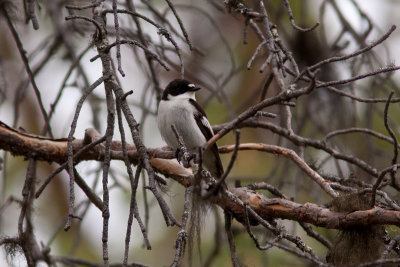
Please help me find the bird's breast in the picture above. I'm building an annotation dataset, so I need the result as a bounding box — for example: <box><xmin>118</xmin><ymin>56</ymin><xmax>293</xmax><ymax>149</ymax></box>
<box><xmin>157</xmin><ymin>100</ymin><xmax>207</xmax><ymax>149</ymax></box>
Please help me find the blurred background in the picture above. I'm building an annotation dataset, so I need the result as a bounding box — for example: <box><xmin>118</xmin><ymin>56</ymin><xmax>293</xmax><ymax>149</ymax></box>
<box><xmin>1</xmin><ymin>0</ymin><xmax>400</xmax><ymax>266</ymax></box>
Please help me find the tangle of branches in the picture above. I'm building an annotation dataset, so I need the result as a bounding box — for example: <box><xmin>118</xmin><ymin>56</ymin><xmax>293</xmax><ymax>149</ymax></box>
<box><xmin>1</xmin><ymin>0</ymin><xmax>400</xmax><ymax>266</ymax></box>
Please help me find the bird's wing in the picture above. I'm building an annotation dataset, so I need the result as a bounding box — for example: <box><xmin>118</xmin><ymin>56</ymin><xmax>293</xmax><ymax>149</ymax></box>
<box><xmin>189</xmin><ymin>99</ymin><xmax>224</xmax><ymax>177</ymax></box>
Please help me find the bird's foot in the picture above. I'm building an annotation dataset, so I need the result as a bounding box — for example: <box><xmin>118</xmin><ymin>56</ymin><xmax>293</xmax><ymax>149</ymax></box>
<box><xmin>176</xmin><ymin>148</ymin><xmax>193</xmax><ymax>168</ymax></box>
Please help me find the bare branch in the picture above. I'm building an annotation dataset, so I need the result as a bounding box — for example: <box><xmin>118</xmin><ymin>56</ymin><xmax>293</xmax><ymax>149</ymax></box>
<box><xmin>219</xmin><ymin>143</ymin><xmax>338</xmax><ymax>198</ymax></box>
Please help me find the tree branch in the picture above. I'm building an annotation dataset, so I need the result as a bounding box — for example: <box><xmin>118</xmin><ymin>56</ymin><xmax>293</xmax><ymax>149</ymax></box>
<box><xmin>2</xmin><ymin>121</ymin><xmax>400</xmax><ymax>229</ymax></box>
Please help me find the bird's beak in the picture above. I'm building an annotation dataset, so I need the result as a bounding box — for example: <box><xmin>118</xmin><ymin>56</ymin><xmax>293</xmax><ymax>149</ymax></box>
<box><xmin>188</xmin><ymin>85</ymin><xmax>201</xmax><ymax>92</ymax></box>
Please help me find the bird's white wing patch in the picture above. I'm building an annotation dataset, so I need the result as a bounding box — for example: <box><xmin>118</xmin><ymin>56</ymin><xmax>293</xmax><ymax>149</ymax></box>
<box><xmin>188</xmin><ymin>83</ymin><xmax>196</xmax><ymax>88</ymax></box>
<box><xmin>201</xmin><ymin>116</ymin><xmax>214</xmax><ymax>135</ymax></box>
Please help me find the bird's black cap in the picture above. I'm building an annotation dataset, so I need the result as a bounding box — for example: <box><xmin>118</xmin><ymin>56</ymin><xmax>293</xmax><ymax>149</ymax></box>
<box><xmin>162</xmin><ymin>79</ymin><xmax>200</xmax><ymax>100</ymax></box>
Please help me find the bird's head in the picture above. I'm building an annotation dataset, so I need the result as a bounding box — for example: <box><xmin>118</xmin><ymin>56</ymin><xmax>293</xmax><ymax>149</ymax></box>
<box><xmin>162</xmin><ymin>79</ymin><xmax>201</xmax><ymax>101</ymax></box>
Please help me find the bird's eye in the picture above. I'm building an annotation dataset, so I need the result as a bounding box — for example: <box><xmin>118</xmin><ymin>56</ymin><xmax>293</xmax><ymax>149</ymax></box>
<box><xmin>188</xmin><ymin>83</ymin><xmax>196</xmax><ymax>88</ymax></box>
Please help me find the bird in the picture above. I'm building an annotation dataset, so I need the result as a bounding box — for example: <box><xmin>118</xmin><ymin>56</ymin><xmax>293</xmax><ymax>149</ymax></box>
<box><xmin>157</xmin><ymin>79</ymin><xmax>224</xmax><ymax>178</ymax></box>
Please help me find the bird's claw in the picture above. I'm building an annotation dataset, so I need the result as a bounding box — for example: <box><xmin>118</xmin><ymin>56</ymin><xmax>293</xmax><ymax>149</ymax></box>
<box><xmin>176</xmin><ymin>149</ymin><xmax>194</xmax><ymax>168</ymax></box>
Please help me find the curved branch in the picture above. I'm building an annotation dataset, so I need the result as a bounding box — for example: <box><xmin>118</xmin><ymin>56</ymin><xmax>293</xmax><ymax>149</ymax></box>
<box><xmin>214</xmin><ymin>119</ymin><xmax>381</xmax><ymax>178</ymax></box>
<box><xmin>219</xmin><ymin>143</ymin><xmax>338</xmax><ymax>198</ymax></box>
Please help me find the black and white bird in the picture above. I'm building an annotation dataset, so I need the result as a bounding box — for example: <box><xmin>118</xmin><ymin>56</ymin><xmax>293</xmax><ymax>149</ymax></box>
<box><xmin>157</xmin><ymin>79</ymin><xmax>224</xmax><ymax>178</ymax></box>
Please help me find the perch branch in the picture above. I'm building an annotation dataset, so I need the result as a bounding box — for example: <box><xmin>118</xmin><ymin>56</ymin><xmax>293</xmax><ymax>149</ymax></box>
<box><xmin>2</xmin><ymin>122</ymin><xmax>400</xmax><ymax>229</ymax></box>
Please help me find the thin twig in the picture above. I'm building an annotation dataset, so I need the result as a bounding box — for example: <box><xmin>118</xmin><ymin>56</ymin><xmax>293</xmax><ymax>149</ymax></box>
<box><xmin>35</xmin><ymin>134</ymin><xmax>107</xmax><ymax>198</ymax></box>
<box><xmin>325</xmin><ymin>85</ymin><xmax>400</xmax><ymax>103</ymax></box>
<box><xmin>317</xmin><ymin>65</ymin><xmax>400</xmax><ymax>88</ymax></box>
<box><xmin>165</xmin><ymin>0</ymin><xmax>193</xmax><ymax>52</ymax></box>
<box><xmin>117</xmin><ymin>95</ymin><xmax>151</xmax><ymax>267</ymax></box>
<box><xmin>91</xmin><ymin>40</ymin><xmax>169</xmax><ymax>71</ymax></box>
<box><xmin>247</xmin><ymin>182</ymin><xmax>288</xmax><ymax>199</ymax></box>
<box><xmin>65</xmin><ymin>15</ymin><xmax>103</xmax><ymax>35</ymax></box>
<box><xmin>371</xmin><ymin>92</ymin><xmax>399</xmax><ymax>206</ymax></box>
<box><xmin>112</xmin><ymin>0</ymin><xmax>125</xmax><ymax>76</ymax></box>
<box><xmin>383</xmin><ymin>92</ymin><xmax>399</xmax><ymax>188</ymax></box>
<box><xmin>65</xmin><ymin>3</ymin><xmax>101</xmax><ymax>10</ymax></box>
<box><xmin>323</xmin><ymin>127</ymin><xmax>400</xmax><ymax>145</ymax></box>
<box><xmin>380</xmin><ymin>234</ymin><xmax>400</xmax><ymax>259</ymax></box>
<box><xmin>243</xmin><ymin>204</ymin><xmax>280</xmax><ymax>251</ymax></box>
<box><xmin>299</xmin><ymin>222</ymin><xmax>332</xmax><ymax>249</ymax></box>
<box><xmin>171</xmin><ymin>124</ymin><xmax>191</xmax><ymax>168</ymax></box>
<box><xmin>25</xmin><ymin>0</ymin><xmax>39</xmax><ymax>30</ymax></box>
<box><xmin>224</xmin><ymin>211</ymin><xmax>241</xmax><ymax>267</ymax></box>
<box><xmin>203</xmin><ymin>129</ymin><xmax>241</xmax><ymax>198</ymax></box>
<box><xmin>3</xmin><ymin>7</ymin><xmax>52</xmax><ymax>137</ymax></box>
<box><xmin>99</xmin><ymin>76</ymin><xmax>116</xmax><ymax>267</ymax></box>
<box><xmin>64</xmin><ymin>75</ymin><xmax>109</xmax><ymax>231</ymax></box>
<box><xmin>282</xmin><ymin>0</ymin><xmax>319</xmax><ymax>32</ymax></box>
<box><xmin>73</xmin><ymin>168</ymin><xmax>103</xmax><ymax>211</ymax></box>
<box><xmin>171</xmin><ymin>187</ymin><xmax>192</xmax><ymax>267</ymax></box>
<box><xmin>206</xmin><ymin>79</ymin><xmax>317</xmax><ymax>151</ymax></box>
<box><xmin>296</xmin><ymin>25</ymin><xmax>397</xmax><ymax>81</ymax></box>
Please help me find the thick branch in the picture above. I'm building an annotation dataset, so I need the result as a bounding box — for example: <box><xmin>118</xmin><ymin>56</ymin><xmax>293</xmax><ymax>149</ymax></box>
<box><xmin>1</xmin><ymin>122</ymin><xmax>400</xmax><ymax>229</ymax></box>
<box><xmin>0</xmin><ymin>121</ymin><xmax>173</xmax><ymax>164</ymax></box>
<box><xmin>220</xmin><ymin>189</ymin><xmax>400</xmax><ymax>229</ymax></box>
